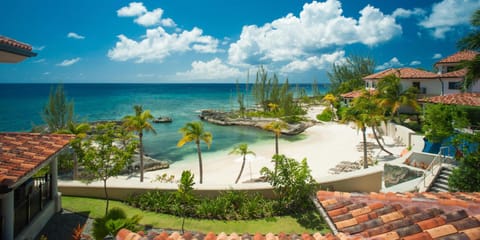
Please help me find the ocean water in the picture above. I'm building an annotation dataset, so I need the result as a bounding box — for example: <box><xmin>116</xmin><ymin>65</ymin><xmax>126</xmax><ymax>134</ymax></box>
<box><xmin>0</xmin><ymin>83</ymin><xmax>327</xmax><ymax>162</ymax></box>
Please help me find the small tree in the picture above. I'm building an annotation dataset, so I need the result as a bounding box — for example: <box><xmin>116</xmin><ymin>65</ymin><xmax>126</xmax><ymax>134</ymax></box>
<box><xmin>261</xmin><ymin>155</ymin><xmax>317</xmax><ymax>214</ymax></box>
<box><xmin>56</xmin><ymin>121</ymin><xmax>90</xmax><ymax>180</ymax></box>
<box><xmin>449</xmin><ymin>132</ymin><xmax>480</xmax><ymax>192</ymax></box>
<box><xmin>422</xmin><ymin>104</ymin><xmax>470</xmax><ymax>143</ymax></box>
<box><xmin>229</xmin><ymin>143</ymin><xmax>256</xmax><ymax>184</ymax></box>
<box><xmin>176</xmin><ymin>170</ymin><xmax>195</xmax><ymax>233</ymax></box>
<box><xmin>42</xmin><ymin>84</ymin><xmax>74</xmax><ymax>132</ymax></box>
<box><xmin>327</xmin><ymin>55</ymin><xmax>375</xmax><ymax>95</ymax></box>
<box><xmin>82</xmin><ymin>123</ymin><xmax>136</xmax><ymax>215</ymax></box>
<box><xmin>92</xmin><ymin>207</ymin><xmax>142</xmax><ymax>240</ymax></box>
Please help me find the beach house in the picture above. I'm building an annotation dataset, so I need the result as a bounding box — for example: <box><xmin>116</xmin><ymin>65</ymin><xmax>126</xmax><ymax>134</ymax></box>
<box><xmin>365</xmin><ymin>51</ymin><xmax>480</xmax><ymax>96</ymax></box>
<box><xmin>342</xmin><ymin>50</ymin><xmax>480</xmax><ymax>103</ymax></box>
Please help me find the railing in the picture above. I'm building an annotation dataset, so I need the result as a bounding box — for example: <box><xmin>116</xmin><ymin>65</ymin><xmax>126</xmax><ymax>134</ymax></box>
<box><xmin>13</xmin><ymin>174</ymin><xmax>52</xmax><ymax>237</ymax></box>
<box><xmin>423</xmin><ymin>147</ymin><xmax>450</xmax><ymax>188</ymax></box>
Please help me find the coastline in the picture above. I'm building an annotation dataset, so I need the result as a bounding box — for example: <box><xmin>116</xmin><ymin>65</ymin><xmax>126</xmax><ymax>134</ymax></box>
<box><xmin>75</xmin><ymin>105</ymin><xmax>406</xmax><ymax>186</ymax></box>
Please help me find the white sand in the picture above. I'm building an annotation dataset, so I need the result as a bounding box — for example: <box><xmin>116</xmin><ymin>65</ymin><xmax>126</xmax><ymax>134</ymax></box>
<box><xmin>78</xmin><ymin>106</ymin><xmax>406</xmax><ymax>186</ymax></box>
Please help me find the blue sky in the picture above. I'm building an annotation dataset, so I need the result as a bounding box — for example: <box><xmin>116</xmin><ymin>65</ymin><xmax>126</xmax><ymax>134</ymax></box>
<box><xmin>1</xmin><ymin>0</ymin><xmax>479</xmax><ymax>83</ymax></box>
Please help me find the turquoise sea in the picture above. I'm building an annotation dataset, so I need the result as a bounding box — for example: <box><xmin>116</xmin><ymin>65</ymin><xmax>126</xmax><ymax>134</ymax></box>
<box><xmin>0</xmin><ymin>83</ymin><xmax>328</xmax><ymax>162</ymax></box>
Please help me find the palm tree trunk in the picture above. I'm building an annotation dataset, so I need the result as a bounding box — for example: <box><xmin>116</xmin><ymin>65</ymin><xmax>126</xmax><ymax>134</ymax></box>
<box><xmin>372</xmin><ymin>126</ymin><xmax>393</xmax><ymax>155</ymax></box>
<box><xmin>362</xmin><ymin>127</ymin><xmax>368</xmax><ymax>169</ymax></box>
<box><xmin>196</xmin><ymin>141</ymin><xmax>203</xmax><ymax>184</ymax></box>
<box><xmin>274</xmin><ymin>134</ymin><xmax>279</xmax><ymax>178</ymax></box>
<box><xmin>235</xmin><ymin>155</ymin><xmax>246</xmax><ymax>184</ymax></box>
<box><xmin>104</xmin><ymin>179</ymin><xmax>109</xmax><ymax>216</ymax></box>
<box><xmin>139</xmin><ymin>132</ymin><xmax>144</xmax><ymax>182</ymax></box>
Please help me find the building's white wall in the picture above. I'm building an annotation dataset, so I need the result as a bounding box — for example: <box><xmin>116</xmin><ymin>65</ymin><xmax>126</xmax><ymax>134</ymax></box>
<box><xmin>443</xmin><ymin>78</ymin><xmax>463</xmax><ymax>95</ymax></box>
<box><xmin>470</xmin><ymin>78</ymin><xmax>480</xmax><ymax>93</ymax></box>
<box><xmin>401</xmin><ymin>79</ymin><xmax>442</xmax><ymax>96</ymax></box>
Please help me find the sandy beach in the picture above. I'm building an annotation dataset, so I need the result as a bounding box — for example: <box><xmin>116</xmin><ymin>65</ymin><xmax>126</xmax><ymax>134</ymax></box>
<box><xmin>98</xmin><ymin>105</ymin><xmax>406</xmax><ymax>186</ymax></box>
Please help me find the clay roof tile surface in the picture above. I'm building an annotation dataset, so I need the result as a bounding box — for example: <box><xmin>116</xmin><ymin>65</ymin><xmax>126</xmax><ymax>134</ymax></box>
<box><xmin>0</xmin><ymin>133</ymin><xmax>74</xmax><ymax>188</ymax></box>
<box><xmin>436</xmin><ymin>50</ymin><xmax>479</xmax><ymax>65</ymax></box>
<box><xmin>363</xmin><ymin>68</ymin><xmax>438</xmax><ymax>80</ymax></box>
<box><xmin>420</xmin><ymin>93</ymin><xmax>480</xmax><ymax>107</ymax></box>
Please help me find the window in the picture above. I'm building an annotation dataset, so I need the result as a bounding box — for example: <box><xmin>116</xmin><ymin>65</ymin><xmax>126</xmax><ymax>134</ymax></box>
<box><xmin>412</xmin><ymin>82</ymin><xmax>420</xmax><ymax>89</ymax></box>
<box><xmin>448</xmin><ymin>81</ymin><xmax>462</xmax><ymax>90</ymax></box>
<box><xmin>446</xmin><ymin>66</ymin><xmax>457</xmax><ymax>72</ymax></box>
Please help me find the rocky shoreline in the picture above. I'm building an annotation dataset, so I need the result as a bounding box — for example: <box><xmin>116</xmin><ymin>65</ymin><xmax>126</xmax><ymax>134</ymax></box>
<box><xmin>199</xmin><ymin>110</ymin><xmax>314</xmax><ymax>135</ymax></box>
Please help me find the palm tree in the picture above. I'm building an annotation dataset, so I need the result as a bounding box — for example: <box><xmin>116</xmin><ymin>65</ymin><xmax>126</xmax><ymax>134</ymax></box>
<box><xmin>457</xmin><ymin>9</ymin><xmax>480</xmax><ymax>91</ymax></box>
<box><xmin>376</xmin><ymin>74</ymin><xmax>419</xmax><ymax>122</ymax></box>
<box><xmin>229</xmin><ymin>143</ymin><xmax>256</xmax><ymax>184</ymax></box>
<box><xmin>56</xmin><ymin>121</ymin><xmax>90</xmax><ymax>180</ymax></box>
<box><xmin>177</xmin><ymin>121</ymin><xmax>212</xmax><ymax>184</ymax></box>
<box><xmin>323</xmin><ymin>93</ymin><xmax>338</xmax><ymax>121</ymax></box>
<box><xmin>264</xmin><ymin>120</ymin><xmax>288</xmax><ymax>156</ymax></box>
<box><xmin>123</xmin><ymin>105</ymin><xmax>156</xmax><ymax>182</ymax></box>
<box><xmin>343</xmin><ymin>92</ymin><xmax>372</xmax><ymax>169</ymax></box>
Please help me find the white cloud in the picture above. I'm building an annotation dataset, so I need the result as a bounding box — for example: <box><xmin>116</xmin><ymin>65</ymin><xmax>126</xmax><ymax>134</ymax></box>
<box><xmin>419</xmin><ymin>0</ymin><xmax>480</xmax><ymax>38</ymax></box>
<box><xmin>410</xmin><ymin>60</ymin><xmax>421</xmax><ymax>66</ymax></box>
<box><xmin>432</xmin><ymin>53</ymin><xmax>442</xmax><ymax>59</ymax></box>
<box><xmin>34</xmin><ymin>58</ymin><xmax>46</xmax><ymax>63</ymax></box>
<box><xmin>117</xmin><ymin>2</ymin><xmax>146</xmax><ymax>17</ymax></box>
<box><xmin>176</xmin><ymin>58</ymin><xmax>243</xmax><ymax>80</ymax></box>
<box><xmin>228</xmin><ymin>0</ymin><xmax>401</xmax><ymax>66</ymax></box>
<box><xmin>375</xmin><ymin>57</ymin><xmax>403</xmax><ymax>71</ymax></box>
<box><xmin>33</xmin><ymin>46</ymin><xmax>45</xmax><ymax>51</ymax></box>
<box><xmin>108</xmin><ymin>27</ymin><xmax>219</xmax><ymax>63</ymax></box>
<box><xmin>392</xmin><ymin>8</ymin><xmax>425</xmax><ymax>18</ymax></box>
<box><xmin>137</xmin><ymin>73</ymin><xmax>155</xmax><ymax>78</ymax></box>
<box><xmin>57</xmin><ymin>58</ymin><xmax>80</xmax><ymax>67</ymax></box>
<box><xmin>67</xmin><ymin>32</ymin><xmax>85</xmax><ymax>40</ymax></box>
<box><xmin>43</xmin><ymin>72</ymin><xmax>50</xmax><ymax>75</ymax></box>
<box><xmin>161</xmin><ymin>18</ymin><xmax>176</xmax><ymax>27</ymax></box>
<box><xmin>135</xmin><ymin>8</ymin><xmax>163</xmax><ymax>27</ymax></box>
<box><xmin>281</xmin><ymin>51</ymin><xmax>345</xmax><ymax>73</ymax></box>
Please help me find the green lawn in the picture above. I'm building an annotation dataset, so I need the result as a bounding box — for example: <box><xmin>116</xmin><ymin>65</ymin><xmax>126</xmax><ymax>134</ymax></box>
<box><xmin>62</xmin><ymin>196</ymin><xmax>329</xmax><ymax>234</ymax></box>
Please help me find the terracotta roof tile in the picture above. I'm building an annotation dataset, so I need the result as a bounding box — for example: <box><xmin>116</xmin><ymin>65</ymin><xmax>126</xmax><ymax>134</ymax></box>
<box><xmin>0</xmin><ymin>35</ymin><xmax>33</xmax><ymax>51</ymax></box>
<box><xmin>420</xmin><ymin>93</ymin><xmax>480</xmax><ymax>107</ymax></box>
<box><xmin>340</xmin><ymin>90</ymin><xmax>376</xmax><ymax>99</ymax></box>
<box><xmin>436</xmin><ymin>50</ymin><xmax>478</xmax><ymax>65</ymax></box>
<box><xmin>440</xmin><ymin>68</ymin><xmax>468</xmax><ymax>78</ymax></box>
<box><xmin>0</xmin><ymin>133</ymin><xmax>74</xmax><ymax>189</ymax></box>
<box><xmin>363</xmin><ymin>68</ymin><xmax>438</xmax><ymax>80</ymax></box>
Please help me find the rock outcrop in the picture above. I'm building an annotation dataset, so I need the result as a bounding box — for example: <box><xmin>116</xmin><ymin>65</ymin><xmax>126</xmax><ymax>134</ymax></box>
<box><xmin>199</xmin><ymin>110</ymin><xmax>314</xmax><ymax>135</ymax></box>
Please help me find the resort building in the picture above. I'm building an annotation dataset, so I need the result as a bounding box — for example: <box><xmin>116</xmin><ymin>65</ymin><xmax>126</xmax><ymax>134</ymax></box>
<box><xmin>0</xmin><ymin>36</ymin><xmax>37</xmax><ymax>63</ymax></box>
<box><xmin>343</xmin><ymin>50</ymin><xmax>480</xmax><ymax>103</ymax></box>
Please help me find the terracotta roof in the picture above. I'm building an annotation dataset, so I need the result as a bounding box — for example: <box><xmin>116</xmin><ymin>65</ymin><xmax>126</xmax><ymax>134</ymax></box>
<box><xmin>421</xmin><ymin>93</ymin><xmax>480</xmax><ymax>107</ymax></box>
<box><xmin>436</xmin><ymin>51</ymin><xmax>478</xmax><ymax>65</ymax></box>
<box><xmin>0</xmin><ymin>133</ymin><xmax>74</xmax><ymax>189</ymax></box>
<box><xmin>316</xmin><ymin>190</ymin><xmax>480</xmax><ymax>240</ymax></box>
<box><xmin>440</xmin><ymin>68</ymin><xmax>467</xmax><ymax>78</ymax></box>
<box><xmin>363</xmin><ymin>68</ymin><xmax>438</xmax><ymax>80</ymax></box>
<box><xmin>0</xmin><ymin>36</ymin><xmax>33</xmax><ymax>51</ymax></box>
<box><xmin>340</xmin><ymin>90</ymin><xmax>376</xmax><ymax>99</ymax></box>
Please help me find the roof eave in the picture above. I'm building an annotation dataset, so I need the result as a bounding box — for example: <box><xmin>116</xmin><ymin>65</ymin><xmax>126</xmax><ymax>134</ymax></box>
<box><xmin>0</xmin><ymin>43</ymin><xmax>37</xmax><ymax>58</ymax></box>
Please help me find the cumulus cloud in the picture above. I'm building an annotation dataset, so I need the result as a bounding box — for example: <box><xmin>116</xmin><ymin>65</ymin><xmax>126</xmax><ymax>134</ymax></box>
<box><xmin>392</xmin><ymin>8</ymin><xmax>425</xmax><ymax>18</ymax></box>
<box><xmin>410</xmin><ymin>60</ymin><xmax>421</xmax><ymax>66</ymax></box>
<box><xmin>228</xmin><ymin>0</ymin><xmax>401</xmax><ymax>66</ymax></box>
<box><xmin>57</xmin><ymin>58</ymin><xmax>80</xmax><ymax>66</ymax></box>
<box><xmin>281</xmin><ymin>51</ymin><xmax>345</xmax><ymax>73</ymax></box>
<box><xmin>419</xmin><ymin>0</ymin><xmax>480</xmax><ymax>38</ymax></box>
<box><xmin>117</xmin><ymin>2</ymin><xmax>146</xmax><ymax>17</ymax></box>
<box><xmin>118</xmin><ymin>2</ymin><xmax>176</xmax><ymax>28</ymax></box>
<box><xmin>375</xmin><ymin>57</ymin><xmax>403</xmax><ymax>71</ymax></box>
<box><xmin>135</xmin><ymin>8</ymin><xmax>163</xmax><ymax>27</ymax></box>
<box><xmin>176</xmin><ymin>58</ymin><xmax>243</xmax><ymax>80</ymax></box>
<box><xmin>432</xmin><ymin>53</ymin><xmax>442</xmax><ymax>59</ymax></box>
<box><xmin>67</xmin><ymin>32</ymin><xmax>85</xmax><ymax>40</ymax></box>
<box><xmin>108</xmin><ymin>27</ymin><xmax>219</xmax><ymax>63</ymax></box>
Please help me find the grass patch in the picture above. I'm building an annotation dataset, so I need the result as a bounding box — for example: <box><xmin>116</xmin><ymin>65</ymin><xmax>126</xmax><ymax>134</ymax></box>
<box><xmin>62</xmin><ymin>196</ymin><xmax>329</xmax><ymax>234</ymax></box>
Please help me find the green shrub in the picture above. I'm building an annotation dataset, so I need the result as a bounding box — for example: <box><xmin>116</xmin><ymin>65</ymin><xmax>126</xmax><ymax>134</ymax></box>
<box><xmin>92</xmin><ymin>207</ymin><xmax>141</xmax><ymax>240</ymax></box>
<box><xmin>316</xmin><ymin>108</ymin><xmax>333</xmax><ymax>122</ymax></box>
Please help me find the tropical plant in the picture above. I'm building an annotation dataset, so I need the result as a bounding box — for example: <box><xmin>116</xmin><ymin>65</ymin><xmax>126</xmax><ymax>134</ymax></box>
<box><xmin>42</xmin><ymin>84</ymin><xmax>74</xmax><ymax>132</ymax></box>
<box><xmin>176</xmin><ymin>170</ymin><xmax>196</xmax><ymax>233</ymax></box>
<box><xmin>376</xmin><ymin>74</ymin><xmax>419</xmax><ymax>122</ymax></box>
<box><xmin>323</xmin><ymin>94</ymin><xmax>338</xmax><ymax>121</ymax></box>
<box><xmin>82</xmin><ymin>123</ymin><xmax>136</xmax><ymax>215</ymax></box>
<box><xmin>56</xmin><ymin>121</ymin><xmax>90</xmax><ymax>180</ymax></box>
<box><xmin>422</xmin><ymin>104</ymin><xmax>470</xmax><ymax>143</ymax></box>
<box><xmin>229</xmin><ymin>143</ymin><xmax>256</xmax><ymax>184</ymax></box>
<box><xmin>458</xmin><ymin>9</ymin><xmax>480</xmax><ymax>91</ymax></box>
<box><xmin>177</xmin><ymin>121</ymin><xmax>212</xmax><ymax>184</ymax></box>
<box><xmin>123</xmin><ymin>105</ymin><xmax>156</xmax><ymax>182</ymax></box>
<box><xmin>264</xmin><ymin>120</ymin><xmax>289</xmax><ymax>178</ymax></box>
<box><xmin>260</xmin><ymin>155</ymin><xmax>317</xmax><ymax>214</ymax></box>
<box><xmin>92</xmin><ymin>207</ymin><xmax>141</xmax><ymax>240</ymax></box>
<box><xmin>327</xmin><ymin>55</ymin><xmax>375</xmax><ymax>95</ymax></box>
<box><xmin>342</xmin><ymin>92</ymin><xmax>372</xmax><ymax>169</ymax></box>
